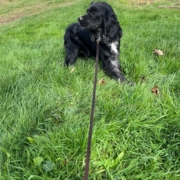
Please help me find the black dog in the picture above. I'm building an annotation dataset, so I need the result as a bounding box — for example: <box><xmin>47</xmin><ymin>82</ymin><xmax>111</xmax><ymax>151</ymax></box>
<box><xmin>64</xmin><ymin>2</ymin><xmax>126</xmax><ymax>82</ymax></box>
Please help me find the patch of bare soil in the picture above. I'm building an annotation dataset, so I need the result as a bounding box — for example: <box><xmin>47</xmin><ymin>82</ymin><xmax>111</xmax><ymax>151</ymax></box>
<box><xmin>0</xmin><ymin>1</ymin><xmax>79</xmax><ymax>26</ymax></box>
<box><xmin>0</xmin><ymin>0</ymin><xmax>9</xmax><ymax>4</ymax></box>
<box><xmin>129</xmin><ymin>0</ymin><xmax>180</xmax><ymax>6</ymax></box>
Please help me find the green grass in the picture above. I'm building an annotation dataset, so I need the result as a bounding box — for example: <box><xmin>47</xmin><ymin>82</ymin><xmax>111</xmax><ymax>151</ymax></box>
<box><xmin>0</xmin><ymin>0</ymin><xmax>180</xmax><ymax>179</ymax></box>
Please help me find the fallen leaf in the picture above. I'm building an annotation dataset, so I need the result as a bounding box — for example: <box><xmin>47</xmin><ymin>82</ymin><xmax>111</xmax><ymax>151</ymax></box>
<box><xmin>151</xmin><ymin>86</ymin><xmax>159</xmax><ymax>94</ymax></box>
<box><xmin>70</xmin><ymin>67</ymin><xmax>75</xmax><ymax>73</ymax></box>
<box><xmin>33</xmin><ymin>157</ymin><xmax>43</xmax><ymax>166</ymax></box>
<box><xmin>154</xmin><ymin>49</ymin><xmax>163</xmax><ymax>56</ymax></box>
<box><xmin>27</xmin><ymin>137</ymin><xmax>35</xmax><ymax>144</ymax></box>
<box><xmin>98</xmin><ymin>78</ymin><xmax>106</xmax><ymax>85</ymax></box>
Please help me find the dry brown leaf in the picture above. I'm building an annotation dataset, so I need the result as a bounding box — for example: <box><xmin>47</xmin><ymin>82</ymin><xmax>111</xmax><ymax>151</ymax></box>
<box><xmin>151</xmin><ymin>86</ymin><xmax>159</xmax><ymax>95</ymax></box>
<box><xmin>70</xmin><ymin>67</ymin><xmax>75</xmax><ymax>73</ymax></box>
<box><xmin>98</xmin><ymin>78</ymin><xmax>106</xmax><ymax>85</ymax></box>
<box><xmin>154</xmin><ymin>49</ymin><xmax>163</xmax><ymax>56</ymax></box>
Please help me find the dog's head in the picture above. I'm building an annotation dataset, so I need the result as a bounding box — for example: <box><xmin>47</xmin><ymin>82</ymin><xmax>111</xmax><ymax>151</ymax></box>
<box><xmin>78</xmin><ymin>2</ymin><xmax>122</xmax><ymax>43</ymax></box>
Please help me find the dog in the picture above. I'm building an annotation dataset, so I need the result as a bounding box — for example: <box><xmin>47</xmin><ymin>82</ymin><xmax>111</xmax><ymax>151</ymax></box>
<box><xmin>64</xmin><ymin>2</ymin><xmax>126</xmax><ymax>82</ymax></box>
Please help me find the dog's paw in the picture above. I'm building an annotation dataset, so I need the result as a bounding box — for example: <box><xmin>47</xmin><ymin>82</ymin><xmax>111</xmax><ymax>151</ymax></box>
<box><xmin>117</xmin><ymin>78</ymin><xmax>134</xmax><ymax>86</ymax></box>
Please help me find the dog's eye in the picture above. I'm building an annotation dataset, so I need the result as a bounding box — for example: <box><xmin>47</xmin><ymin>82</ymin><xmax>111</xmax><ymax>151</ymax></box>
<box><xmin>90</xmin><ymin>11</ymin><xmax>95</xmax><ymax>16</ymax></box>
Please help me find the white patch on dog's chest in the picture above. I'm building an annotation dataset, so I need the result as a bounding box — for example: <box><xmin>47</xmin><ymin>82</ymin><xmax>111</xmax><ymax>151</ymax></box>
<box><xmin>110</xmin><ymin>41</ymin><xmax>118</xmax><ymax>54</ymax></box>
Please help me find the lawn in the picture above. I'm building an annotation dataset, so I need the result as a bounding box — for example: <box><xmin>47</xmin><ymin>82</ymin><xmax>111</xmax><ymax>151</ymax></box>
<box><xmin>0</xmin><ymin>0</ymin><xmax>180</xmax><ymax>179</ymax></box>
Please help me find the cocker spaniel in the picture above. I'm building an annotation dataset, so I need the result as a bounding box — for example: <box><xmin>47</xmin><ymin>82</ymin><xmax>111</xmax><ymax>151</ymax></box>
<box><xmin>64</xmin><ymin>2</ymin><xmax>126</xmax><ymax>82</ymax></box>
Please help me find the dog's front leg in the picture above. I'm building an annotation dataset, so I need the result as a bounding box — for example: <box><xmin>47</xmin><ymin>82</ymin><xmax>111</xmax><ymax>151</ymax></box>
<box><xmin>103</xmin><ymin>58</ymin><xmax>126</xmax><ymax>82</ymax></box>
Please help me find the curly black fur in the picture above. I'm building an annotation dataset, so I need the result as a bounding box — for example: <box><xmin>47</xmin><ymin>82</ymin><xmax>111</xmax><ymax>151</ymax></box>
<box><xmin>64</xmin><ymin>2</ymin><xmax>126</xmax><ymax>82</ymax></box>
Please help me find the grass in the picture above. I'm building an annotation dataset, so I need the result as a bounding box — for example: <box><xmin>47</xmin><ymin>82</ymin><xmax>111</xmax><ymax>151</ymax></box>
<box><xmin>0</xmin><ymin>0</ymin><xmax>180</xmax><ymax>179</ymax></box>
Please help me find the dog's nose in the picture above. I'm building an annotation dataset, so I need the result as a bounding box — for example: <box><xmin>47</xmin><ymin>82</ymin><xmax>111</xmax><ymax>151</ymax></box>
<box><xmin>78</xmin><ymin>16</ymin><xmax>83</xmax><ymax>22</ymax></box>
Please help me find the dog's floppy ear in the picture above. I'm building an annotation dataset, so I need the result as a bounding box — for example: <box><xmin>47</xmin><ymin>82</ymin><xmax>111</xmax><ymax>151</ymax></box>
<box><xmin>103</xmin><ymin>12</ymin><xmax>122</xmax><ymax>43</ymax></box>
